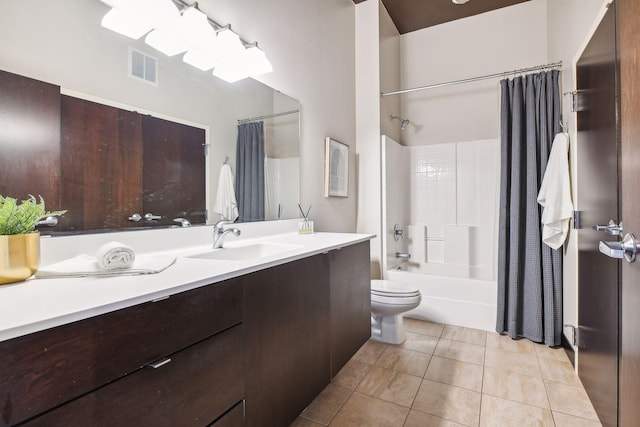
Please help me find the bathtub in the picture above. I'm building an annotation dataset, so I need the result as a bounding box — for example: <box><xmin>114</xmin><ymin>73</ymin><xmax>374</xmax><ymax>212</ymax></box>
<box><xmin>385</xmin><ymin>267</ymin><xmax>497</xmax><ymax>332</ymax></box>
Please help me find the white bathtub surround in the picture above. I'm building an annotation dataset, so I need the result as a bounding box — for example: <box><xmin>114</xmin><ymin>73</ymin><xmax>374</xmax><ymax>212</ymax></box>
<box><xmin>407</xmin><ymin>224</ymin><xmax>427</xmax><ymax>263</ymax></box>
<box><xmin>387</xmin><ymin>268</ymin><xmax>497</xmax><ymax>332</ymax></box>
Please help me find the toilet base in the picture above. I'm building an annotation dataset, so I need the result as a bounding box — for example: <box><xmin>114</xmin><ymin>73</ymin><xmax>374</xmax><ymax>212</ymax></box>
<box><xmin>371</xmin><ymin>313</ymin><xmax>406</xmax><ymax>344</ymax></box>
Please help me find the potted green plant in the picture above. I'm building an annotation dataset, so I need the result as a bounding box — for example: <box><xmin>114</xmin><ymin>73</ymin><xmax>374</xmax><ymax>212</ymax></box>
<box><xmin>0</xmin><ymin>195</ymin><xmax>66</xmax><ymax>284</ymax></box>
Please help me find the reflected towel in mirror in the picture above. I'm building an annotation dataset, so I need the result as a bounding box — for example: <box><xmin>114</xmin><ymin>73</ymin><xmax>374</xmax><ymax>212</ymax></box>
<box><xmin>213</xmin><ymin>164</ymin><xmax>239</xmax><ymax>221</ymax></box>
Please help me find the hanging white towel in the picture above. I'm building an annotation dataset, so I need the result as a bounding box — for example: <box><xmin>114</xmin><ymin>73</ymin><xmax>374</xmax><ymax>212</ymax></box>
<box><xmin>537</xmin><ymin>133</ymin><xmax>574</xmax><ymax>249</ymax></box>
<box><xmin>213</xmin><ymin>164</ymin><xmax>239</xmax><ymax>221</ymax></box>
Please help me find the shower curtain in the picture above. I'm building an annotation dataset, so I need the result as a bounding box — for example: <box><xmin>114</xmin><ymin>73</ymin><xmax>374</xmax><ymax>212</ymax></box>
<box><xmin>235</xmin><ymin>121</ymin><xmax>265</xmax><ymax>222</ymax></box>
<box><xmin>496</xmin><ymin>70</ymin><xmax>563</xmax><ymax>346</ymax></box>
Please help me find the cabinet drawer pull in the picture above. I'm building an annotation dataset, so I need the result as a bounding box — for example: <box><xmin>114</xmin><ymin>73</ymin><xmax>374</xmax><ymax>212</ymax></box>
<box><xmin>147</xmin><ymin>357</ymin><xmax>172</xmax><ymax>369</ymax></box>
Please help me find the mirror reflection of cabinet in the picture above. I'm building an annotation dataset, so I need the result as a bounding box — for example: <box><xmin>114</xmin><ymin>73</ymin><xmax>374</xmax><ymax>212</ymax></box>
<box><xmin>0</xmin><ymin>69</ymin><xmax>206</xmax><ymax>233</ymax></box>
<box><xmin>60</xmin><ymin>96</ymin><xmax>206</xmax><ymax>231</ymax></box>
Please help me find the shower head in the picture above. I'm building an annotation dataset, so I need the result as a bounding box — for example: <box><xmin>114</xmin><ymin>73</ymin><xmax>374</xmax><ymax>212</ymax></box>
<box><xmin>390</xmin><ymin>115</ymin><xmax>410</xmax><ymax>131</ymax></box>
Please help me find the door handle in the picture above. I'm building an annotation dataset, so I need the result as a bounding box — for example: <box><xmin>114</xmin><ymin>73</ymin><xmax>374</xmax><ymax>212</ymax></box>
<box><xmin>599</xmin><ymin>233</ymin><xmax>640</xmax><ymax>263</ymax></box>
<box><xmin>128</xmin><ymin>213</ymin><xmax>142</xmax><ymax>222</ymax></box>
<box><xmin>593</xmin><ymin>220</ymin><xmax>623</xmax><ymax>236</ymax></box>
<box><xmin>144</xmin><ymin>213</ymin><xmax>161</xmax><ymax>221</ymax></box>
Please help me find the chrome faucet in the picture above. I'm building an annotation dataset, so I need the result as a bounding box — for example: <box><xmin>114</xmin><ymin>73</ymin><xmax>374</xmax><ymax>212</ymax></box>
<box><xmin>173</xmin><ymin>217</ymin><xmax>192</xmax><ymax>227</ymax></box>
<box><xmin>213</xmin><ymin>220</ymin><xmax>241</xmax><ymax>248</ymax></box>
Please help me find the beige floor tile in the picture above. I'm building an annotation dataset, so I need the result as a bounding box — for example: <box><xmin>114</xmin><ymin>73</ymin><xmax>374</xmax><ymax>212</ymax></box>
<box><xmin>404</xmin><ymin>318</ymin><xmax>445</xmax><ymax>337</ymax></box>
<box><xmin>375</xmin><ymin>347</ymin><xmax>432</xmax><ymax>377</ymax></box>
<box><xmin>538</xmin><ymin>357</ymin><xmax>581</xmax><ymax>387</ymax></box>
<box><xmin>441</xmin><ymin>325</ymin><xmax>487</xmax><ymax>347</ymax></box>
<box><xmin>329</xmin><ymin>392</ymin><xmax>409</xmax><ymax>427</ymax></box>
<box><xmin>434</xmin><ymin>338</ymin><xmax>485</xmax><ymax>365</ymax></box>
<box><xmin>412</xmin><ymin>379</ymin><xmax>481</xmax><ymax>426</ymax></box>
<box><xmin>290</xmin><ymin>416</ymin><xmax>326</xmax><ymax>427</ymax></box>
<box><xmin>479</xmin><ymin>395</ymin><xmax>554</xmax><ymax>427</ymax></box>
<box><xmin>484</xmin><ymin>347</ymin><xmax>541</xmax><ymax>377</ymax></box>
<box><xmin>405</xmin><ymin>410</ymin><xmax>466</xmax><ymax>427</ymax></box>
<box><xmin>552</xmin><ymin>411</ymin><xmax>602</xmax><ymax>426</ymax></box>
<box><xmin>332</xmin><ymin>359</ymin><xmax>371</xmax><ymax>390</ymax></box>
<box><xmin>352</xmin><ymin>339</ymin><xmax>388</xmax><ymax>365</ymax></box>
<box><xmin>545</xmin><ymin>380</ymin><xmax>599</xmax><ymax>421</ymax></box>
<box><xmin>356</xmin><ymin>366</ymin><xmax>421</xmax><ymax>407</ymax></box>
<box><xmin>401</xmin><ymin>331</ymin><xmax>440</xmax><ymax>354</ymax></box>
<box><xmin>535</xmin><ymin>344</ymin><xmax>571</xmax><ymax>362</ymax></box>
<box><xmin>482</xmin><ymin>366</ymin><xmax>549</xmax><ymax>409</ymax></box>
<box><xmin>485</xmin><ymin>333</ymin><xmax>536</xmax><ymax>356</ymax></box>
<box><xmin>300</xmin><ymin>383</ymin><xmax>352</xmax><ymax>425</ymax></box>
<box><xmin>425</xmin><ymin>356</ymin><xmax>484</xmax><ymax>392</ymax></box>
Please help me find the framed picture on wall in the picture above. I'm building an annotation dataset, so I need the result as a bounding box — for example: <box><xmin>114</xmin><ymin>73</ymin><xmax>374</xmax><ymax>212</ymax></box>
<box><xmin>324</xmin><ymin>137</ymin><xmax>349</xmax><ymax>197</ymax></box>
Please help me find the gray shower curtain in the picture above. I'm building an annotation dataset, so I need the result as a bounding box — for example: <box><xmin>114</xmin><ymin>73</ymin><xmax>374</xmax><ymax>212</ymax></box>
<box><xmin>496</xmin><ymin>70</ymin><xmax>563</xmax><ymax>346</ymax></box>
<box><xmin>235</xmin><ymin>121</ymin><xmax>265</xmax><ymax>222</ymax></box>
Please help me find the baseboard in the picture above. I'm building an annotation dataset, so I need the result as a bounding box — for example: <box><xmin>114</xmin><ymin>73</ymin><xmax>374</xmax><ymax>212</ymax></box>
<box><xmin>561</xmin><ymin>333</ymin><xmax>576</xmax><ymax>368</ymax></box>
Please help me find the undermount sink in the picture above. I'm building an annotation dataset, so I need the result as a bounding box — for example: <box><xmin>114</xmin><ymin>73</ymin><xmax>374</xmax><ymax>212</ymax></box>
<box><xmin>188</xmin><ymin>242</ymin><xmax>303</xmax><ymax>262</ymax></box>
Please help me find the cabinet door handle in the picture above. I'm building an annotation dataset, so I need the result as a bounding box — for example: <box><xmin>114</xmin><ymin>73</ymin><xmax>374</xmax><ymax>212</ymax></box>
<box><xmin>147</xmin><ymin>357</ymin><xmax>172</xmax><ymax>369</ymax></box>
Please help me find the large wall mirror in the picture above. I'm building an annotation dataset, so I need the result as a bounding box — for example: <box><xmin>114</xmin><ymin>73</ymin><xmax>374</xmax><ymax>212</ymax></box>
<box><xmin>0</xmin><ymin>0</ymin><xmax>300</xmax><ymax>235</ymax></box>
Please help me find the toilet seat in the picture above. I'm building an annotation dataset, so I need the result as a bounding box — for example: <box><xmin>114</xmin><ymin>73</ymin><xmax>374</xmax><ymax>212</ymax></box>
<box><xmin>371</xmin><ymin>280</ymin><xmax>420</xmax><ymax>305</ymax></box>
<box><xmin>371</xmin><ymin>280</ymin><xmax>419</xmax><ymax>295</ymax></box>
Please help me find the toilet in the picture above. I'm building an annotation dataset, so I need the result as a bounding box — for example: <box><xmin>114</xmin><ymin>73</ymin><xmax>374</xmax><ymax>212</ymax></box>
<box><xmin>370</xmin><ymin>279</ymin><xmax>422</xmax><ymax>344</ymax></box>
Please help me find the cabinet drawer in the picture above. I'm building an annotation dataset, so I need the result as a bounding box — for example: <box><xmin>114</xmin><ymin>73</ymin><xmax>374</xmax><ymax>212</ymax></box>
<box><xmin>210</xmin><ymin>401</ymin><xmax>244</xmax><ymax>427</ymax></box>
<box><xmin>25</xmin><ymin>325</ymin><xmax>243</xmax><ymax>427</ymax></box>
<box><xmin>0</xmin><ymin>278</ymin><xmax>242</xmax><ymax>426</ymax></box>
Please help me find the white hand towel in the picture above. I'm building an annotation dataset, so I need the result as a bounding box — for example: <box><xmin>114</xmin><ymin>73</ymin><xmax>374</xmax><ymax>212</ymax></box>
<box><xmin>537</xmin><ymin>133</ymin><xmax>574</xmax><ymax>249</ymax></box>
<box><xmin>35</xmin><ymin>254</ymin><xmax>176</xmax><ymax>279</ymax></box>
<box><xmin>96</xmin><ymin>241</ymin><xmax>135</xmax><ymax>270</ymax></box>
<box><xmin>213</xmin><ymin>164</ymin><xmax>239</xmax><ymax>221</ymax></box>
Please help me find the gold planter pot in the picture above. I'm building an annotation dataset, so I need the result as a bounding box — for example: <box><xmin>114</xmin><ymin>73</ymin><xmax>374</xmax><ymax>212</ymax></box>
<box><xmin>0</xmin><ymin>232</ymin><xmax>40</xmax><ymax>285</ymax></box>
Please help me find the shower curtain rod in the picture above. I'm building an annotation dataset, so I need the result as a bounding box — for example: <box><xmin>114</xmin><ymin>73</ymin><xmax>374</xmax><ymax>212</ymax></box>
<box><xmin>381</xmin><ymin>61</ymin><xmax>562</xmax><ymax>97</ymax></box>
<box><xmin>237</xmin><ymin>109</ymin><xmax>300</xmax><ymax>124</ymax></box>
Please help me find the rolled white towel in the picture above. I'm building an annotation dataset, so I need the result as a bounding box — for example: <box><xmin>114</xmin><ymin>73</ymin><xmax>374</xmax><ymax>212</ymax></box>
<box><xmin>96</xmin><ymin>241</ymin><xmax>135</xmax><ymax>270</ymax></box>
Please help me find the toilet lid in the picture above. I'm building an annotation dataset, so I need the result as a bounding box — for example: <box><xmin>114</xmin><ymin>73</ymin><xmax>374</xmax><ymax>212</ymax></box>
<box><xmin>371</xmin><ymin>279</ymin><xmax>419</xmax><ymax>296</ymax></box>
<box><xmin>371</xmin><ymin>292</ymin><xmax>421</xmax><ymax>305</ymax></box>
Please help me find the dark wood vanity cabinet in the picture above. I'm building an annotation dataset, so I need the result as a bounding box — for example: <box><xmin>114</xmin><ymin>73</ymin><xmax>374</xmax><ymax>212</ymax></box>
<box><xmin>242</xmin><ymin>240</ymin><xmax>371</xmax><ymax>426</ymax></box>
<box><xmin>0</xmin><ymin>278</ymin><xmax>243</xmax><ymax>426</ymax></box>
<box><xmin>329</xmin><ymin>241</ymin><xmax>371</xmax><ymax>376</ymax></box>
<box><xmin>0</xmin><ymin>240</ymin><xmax>371</xmax><ymax>427</ymax></box>
<box><xmin>243</xmin><ymin>253</ymin><xmax>331</xmax><ymax>427</ymax></box>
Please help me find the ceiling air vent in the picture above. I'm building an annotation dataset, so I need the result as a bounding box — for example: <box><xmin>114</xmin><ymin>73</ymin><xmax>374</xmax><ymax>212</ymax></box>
<box><xmin>129</xmin><ymin>48</ymin><xmax>157</xmax><ymax>85</ymax></box>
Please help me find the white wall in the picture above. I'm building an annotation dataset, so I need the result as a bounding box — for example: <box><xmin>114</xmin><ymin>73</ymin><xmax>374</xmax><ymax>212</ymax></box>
<box><xmin>379</xmin><ymin>2</ymin><xmax>402</xmax><ymax>142</ymax></box>
<box><xmin>0</xmin><ymin>0</ymin><xmax>357</xmax><ymax>233</ymax></box>
<box><xmin>546</xmin><ymin>0</ymin><xmax>611</xmax><ymax>352</ymax></box>
<box><xmin>356</xmin><ymin>0</ymin><xmax>384</xmax><ymax>278</ymax></box>
<box><xmin>399</xmin><ymin>0</ymin><xmax>548</xmax><ymax>146</ymax></box>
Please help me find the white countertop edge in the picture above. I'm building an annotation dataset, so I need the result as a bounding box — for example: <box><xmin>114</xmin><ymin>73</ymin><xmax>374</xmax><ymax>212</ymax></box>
<box><xmin>0</xmin><ymin>232</ymin><xmax>374</xmax><ymax>343</ymax></box>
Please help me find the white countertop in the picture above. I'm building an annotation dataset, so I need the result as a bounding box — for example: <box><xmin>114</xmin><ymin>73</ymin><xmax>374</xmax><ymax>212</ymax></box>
<box><xmin>0</xmin><ymin>223</ymin><xmax>373</xmax><ymax>342</ymax></box>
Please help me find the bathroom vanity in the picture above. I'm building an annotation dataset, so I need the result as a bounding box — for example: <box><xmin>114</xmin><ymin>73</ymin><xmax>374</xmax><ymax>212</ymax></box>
<box><xmin>0</xmin><ymin>230</ymin><xmax>372</xmax><ymax>426</ymax></box>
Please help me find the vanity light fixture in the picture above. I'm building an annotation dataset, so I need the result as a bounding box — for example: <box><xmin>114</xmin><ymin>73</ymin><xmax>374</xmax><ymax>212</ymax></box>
<box><xmin>99</xmin><ymin>0</ymin><xmax>273</xmax><ymax>82</ymax></box>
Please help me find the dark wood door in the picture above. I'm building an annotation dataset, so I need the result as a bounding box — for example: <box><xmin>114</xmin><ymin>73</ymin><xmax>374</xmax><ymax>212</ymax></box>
<box><xmin>330</xmin><ymin>241</ymin><xmax>371</xmax><ymax>376</ymax></box>
<box><xmin>0</xmin><ymin>70</ymin><xmax>61</xmax><ymax>208</ymax></box>
<box><xmin>617</xmin><ymin>0</ymin><xmax>640</xmax><ymax>424</ymax></box>
<box><xmin>576</xmin><ymin>5</ymin><xmax>619</xmax><ymax>427</ymax></box>
<box><xmin>142</xmin><ymin>115</ymin><xmax>206</xmax><ymax>226</ymax></box>
<box><xmin>243</xmin><ymin>254</ymin><xmax>330</xmax><ymax>427</ymax></box>
<box><xmin>60</xmin><ymin>95</ymin><xmax>143</xmax><ymax>231</ymax></box>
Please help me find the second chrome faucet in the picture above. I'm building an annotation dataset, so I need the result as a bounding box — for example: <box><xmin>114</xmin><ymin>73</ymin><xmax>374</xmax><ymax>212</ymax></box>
<box><xmin>213</xmin><ymin>220</ymin><xmax>241</xmax><ymax>248</ymax></box>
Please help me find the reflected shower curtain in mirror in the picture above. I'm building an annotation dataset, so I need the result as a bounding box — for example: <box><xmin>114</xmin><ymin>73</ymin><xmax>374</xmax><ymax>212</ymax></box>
<box><xmin>235</xmin><ymin>122</ymin><xmax>265</xmax><ymax>222</ymax></box>
<box><xmin>496</xmin><ymin>70</ymin><xmax>563</xmax><ymax>346</ymax></box>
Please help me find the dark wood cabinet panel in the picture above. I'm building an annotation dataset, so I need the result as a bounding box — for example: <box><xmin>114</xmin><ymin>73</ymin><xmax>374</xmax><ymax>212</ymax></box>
<box><xmin>0</xmin><ymin>70</ymin><xmax>61</xmax><ymax>208</ymax></box>
<box><xmin>26</xmin><ymin>325</ymin><xmax>243</xmax><ymax>427</ymax></box>
<box><xmin>0</xmin><ymin>278</ymin><xmax>241</xmax><ymax>426</ymax></box>
<box><xmin>210</xmin><ymin>401</ymin><xmax>245</xmax><ymax>427</ymax></box>
<box><xmin>142</xmin><ymin>115</ymin><xmax>206</xmax><ymax>226</ymax></box>
<box><xmin>60</xmin><ymin>95</ymin><xmax>143</xmax><ymax>230</ymax></box>
<box><xmin>330</xmin><ymin>241</ymin><xmax>371</xmax><ymax>376</ymax></box>
<box><xmin>243</xmin><ymin>254</ymin><xmax>331</xmax><ymax>427</ymax></box>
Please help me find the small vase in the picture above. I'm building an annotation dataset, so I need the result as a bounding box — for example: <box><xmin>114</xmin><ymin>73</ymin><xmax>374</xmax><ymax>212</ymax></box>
<box><xmin>0</xmin><ymin>232</ymin><xmax>40</xmax><ymax>284</ymax></box>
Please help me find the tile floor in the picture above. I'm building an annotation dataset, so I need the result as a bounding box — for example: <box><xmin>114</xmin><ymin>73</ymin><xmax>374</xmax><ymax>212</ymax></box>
<box><xmin>291</xmin><ymin>318</ymin><xmax>602</xmax><ymax>427</ymax></box>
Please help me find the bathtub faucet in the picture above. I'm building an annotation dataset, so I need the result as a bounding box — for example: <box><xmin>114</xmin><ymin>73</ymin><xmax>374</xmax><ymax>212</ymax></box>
<box><xmin>395</xmin><ymin>252</ymin><xmax>411</xmax><ymax>259</ymax></box>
